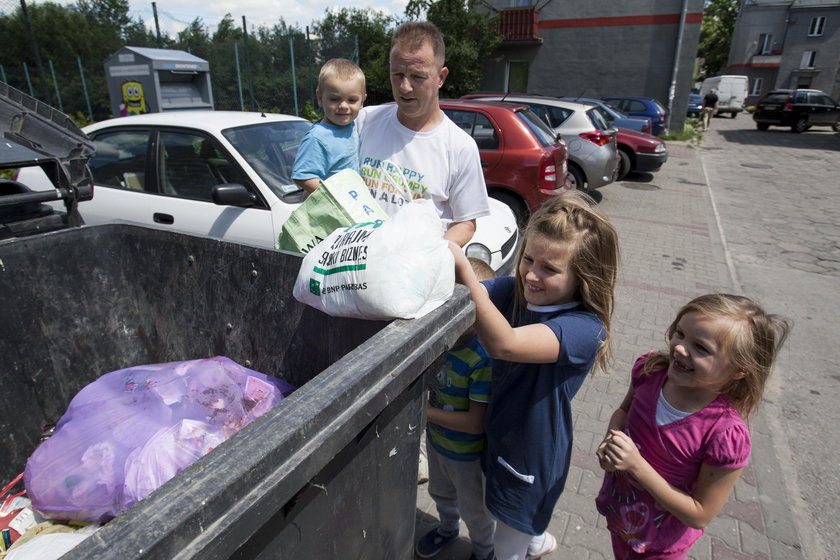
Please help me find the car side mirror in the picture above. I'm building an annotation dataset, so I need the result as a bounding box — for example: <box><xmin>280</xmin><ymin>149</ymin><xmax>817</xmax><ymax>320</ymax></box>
<box><xmin>212</xmin><ymin>184</ymin><xmax>257</xmax><ymax>207</ymax></box>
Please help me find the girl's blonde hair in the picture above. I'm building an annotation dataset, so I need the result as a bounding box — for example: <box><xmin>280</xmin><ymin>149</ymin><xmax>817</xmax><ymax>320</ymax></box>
<box><xmin>644</xmin><ymin>294</ymin><xmax>791</xmax><ymax>418</ymax></box>
<box><xmin>514</xmin><ymin>190</ymin><xmax>620</xmax><ymax>374</ymax></box>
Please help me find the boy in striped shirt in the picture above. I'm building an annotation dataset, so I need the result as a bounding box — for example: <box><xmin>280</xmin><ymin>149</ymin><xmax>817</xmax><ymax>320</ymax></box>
<box><xmin>417</xmin><ymin>258</ymin><xmax>495</xmax><ymax>560</ymax></box>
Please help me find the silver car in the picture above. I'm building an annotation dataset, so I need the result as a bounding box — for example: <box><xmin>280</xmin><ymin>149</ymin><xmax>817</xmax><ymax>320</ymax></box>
<box><xmin>465</xmin><ymin>94</ymin><xmax>619</xmax><ymax>190</ymax></box>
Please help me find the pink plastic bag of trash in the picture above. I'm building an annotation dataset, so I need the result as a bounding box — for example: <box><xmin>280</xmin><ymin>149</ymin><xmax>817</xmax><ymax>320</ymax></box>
<box><xmin>24</xmin><ymin>356</ymin><xmax>294</xmax><ymax>522</ymax></box>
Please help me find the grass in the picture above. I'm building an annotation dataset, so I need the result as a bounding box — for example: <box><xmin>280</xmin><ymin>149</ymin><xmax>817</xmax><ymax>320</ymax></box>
<box><xmin>661</xmin><ymin>118</ymin><xmax>703</xmax><ymax>146</ymax></box>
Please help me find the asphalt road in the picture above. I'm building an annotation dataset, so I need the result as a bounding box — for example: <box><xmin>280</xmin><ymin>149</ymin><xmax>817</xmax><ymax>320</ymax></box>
<box><xmin>699</xmin><ymin>114</ymin><xmax>840</xmax><ymax>560</ymax></box>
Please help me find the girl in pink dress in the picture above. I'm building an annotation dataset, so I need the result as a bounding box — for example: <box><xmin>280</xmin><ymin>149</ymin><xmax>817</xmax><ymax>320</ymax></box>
<box><xmin>596</xmin><ymin>294</ymin><xmax>790</xmax><ymax>559</ymax></box>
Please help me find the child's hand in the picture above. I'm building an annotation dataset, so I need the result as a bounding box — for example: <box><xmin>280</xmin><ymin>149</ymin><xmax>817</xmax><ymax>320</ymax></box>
<box><xmin>596</xmin><ymin>435</ymin><xmax>616</xmax><ymax>472</ymax></box>
<box><xmin>600</xmin><ymin>430</ymin><xmax>643</xmax><ymax>474</ymax></box>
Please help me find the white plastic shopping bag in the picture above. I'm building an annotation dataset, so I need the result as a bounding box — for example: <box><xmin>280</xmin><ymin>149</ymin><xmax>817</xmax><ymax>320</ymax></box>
<box><xmin>292</xmin><ymin>199</ymin><xmax>455</xmax><ymax>320</ymax></box>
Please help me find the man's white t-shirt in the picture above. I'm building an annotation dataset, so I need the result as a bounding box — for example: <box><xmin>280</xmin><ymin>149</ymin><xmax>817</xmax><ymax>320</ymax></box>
<box><xmin>356</xmin><ymin>104</ymin><xmax>490</xmax><ymax>222</ymax></box>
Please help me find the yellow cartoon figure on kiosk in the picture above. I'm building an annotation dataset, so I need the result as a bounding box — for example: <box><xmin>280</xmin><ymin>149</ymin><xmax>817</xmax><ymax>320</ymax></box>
<box><xmin>121</xmin><ymin>81</ymin><xmax>147</xmax><ymax>115</ymax></box>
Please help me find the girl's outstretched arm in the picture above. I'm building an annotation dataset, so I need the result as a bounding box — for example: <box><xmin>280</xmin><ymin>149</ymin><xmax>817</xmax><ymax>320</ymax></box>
<box><xmin>601</xmin><ymin>430</ymin><xmax>743</xmax><ymax>529</ymax></box>
<box><xmin>450</xmin><ymin>243</ymin><xmax>560</xmax><ymax>364</ymax></box>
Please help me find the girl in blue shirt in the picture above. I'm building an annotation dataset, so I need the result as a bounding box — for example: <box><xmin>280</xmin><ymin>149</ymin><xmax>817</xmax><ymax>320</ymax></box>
<box><xmin>450</xmin><ymin>191</ymin><xmax>620</xmax><ymax>560</ymax></box>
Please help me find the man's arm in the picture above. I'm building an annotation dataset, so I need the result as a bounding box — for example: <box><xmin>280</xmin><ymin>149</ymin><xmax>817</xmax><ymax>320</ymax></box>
<box><xmin>444</xmin><ymin>219</ymin><xmax>476</xmax><ymax>247</ymax></box>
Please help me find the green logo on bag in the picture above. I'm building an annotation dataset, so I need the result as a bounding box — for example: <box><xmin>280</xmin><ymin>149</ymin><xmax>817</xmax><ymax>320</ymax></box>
<box><xmin>309</xmin><ymin>278</ymin><xmax>321</xmax><ymax>296</ymax></box>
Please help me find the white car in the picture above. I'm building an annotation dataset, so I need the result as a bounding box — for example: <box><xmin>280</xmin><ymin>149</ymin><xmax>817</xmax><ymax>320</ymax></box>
<box><xmin>16</xmin><ymin>111</ymin><xmax>519</xmax><ymax>273</ymax></box>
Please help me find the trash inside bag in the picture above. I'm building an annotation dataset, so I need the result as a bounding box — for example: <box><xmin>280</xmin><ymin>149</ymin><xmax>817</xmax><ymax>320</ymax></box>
<box><xmin>24</xmin><ymin>357</ymin><xmax>295</xmax><ymax>522</ymax></box>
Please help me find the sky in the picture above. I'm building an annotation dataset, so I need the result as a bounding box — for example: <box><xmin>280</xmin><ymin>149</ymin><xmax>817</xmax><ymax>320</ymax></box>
<box><xmin>47</xmin><ymin>0</ymin><xmax>411</xmax><ymax>36</ymax></box>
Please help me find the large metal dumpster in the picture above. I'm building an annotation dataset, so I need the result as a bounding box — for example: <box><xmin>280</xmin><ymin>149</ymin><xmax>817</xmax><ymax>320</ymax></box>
<box><xmin>0</xmin><ymin>82</ymin><xmax>474</xmax><ymax>559</ymax></box>
<box><xmin>0</xmin><ymin>224</ymin><xmax>472</xmax><ymax>559</ymax></box>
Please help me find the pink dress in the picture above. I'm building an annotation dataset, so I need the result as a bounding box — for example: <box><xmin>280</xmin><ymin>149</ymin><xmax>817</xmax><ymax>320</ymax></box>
<box><xmin>595</xmin><ymin>354</ymin><xmax>751</xmax><ymax>555</ymax></box>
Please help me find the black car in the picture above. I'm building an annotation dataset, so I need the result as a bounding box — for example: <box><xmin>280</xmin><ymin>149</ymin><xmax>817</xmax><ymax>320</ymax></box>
<box><xmin>753</xmin><ymin>89</ymin><xmax>840</xmax><ymax>133</ymax></box>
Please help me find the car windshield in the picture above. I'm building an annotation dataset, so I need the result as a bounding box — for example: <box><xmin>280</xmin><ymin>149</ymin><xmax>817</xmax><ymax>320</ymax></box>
<box><xmin>222</xmin><ymin>120</ymin><xmax>312</xmax><ymax>198</ymax></box>
<box><xmin>515</xmin><ymin>109</ymin><xmax>558</xmax><ymax>146</ymax></box>
<box><xmin>761</xmin><ymin>93</ymin><xmax>789</xmax><ymax>104</ymax></box>
<box><xmin>604</xmin><ymin>102</ymin><xmax>624</xmax><ymax>114</ymax></box>
<box><xmin>593</xmin><ymin>105</ymin><xmax>617</xmax><ymax>122</ymax></box>
<box><xmin>653</xmin><ymin>100</ymin><xmax>667</xmax><ymax>114</ymax></box>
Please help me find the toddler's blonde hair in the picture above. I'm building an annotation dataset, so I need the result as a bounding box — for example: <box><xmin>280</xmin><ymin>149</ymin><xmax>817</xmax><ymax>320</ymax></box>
<box><xmin>318</xmin><ymin>58</ymin><xmax>366</xmax><ymax>91</ymax></box>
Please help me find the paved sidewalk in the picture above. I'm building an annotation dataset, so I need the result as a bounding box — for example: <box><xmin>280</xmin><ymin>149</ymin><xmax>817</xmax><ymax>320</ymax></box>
<box><xmin>414</xmin><ymin>133</ymin><xmax>803</xmax><ymax>559</ymax></box>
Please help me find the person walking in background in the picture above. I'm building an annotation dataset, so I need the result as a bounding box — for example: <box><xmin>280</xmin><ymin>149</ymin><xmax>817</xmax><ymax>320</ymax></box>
<box><xmin>417</xmin><ymin>258</ymin><xmax>497</xmax><ymax>560</ymax></box>
<box><xmin>291</xmin><ymin>58</ymin><xmax>366</xmax><ymax>194</ymax></box>
<box><xmin>701</xmin><ymin>88</ymin><xmax>719</xmax><ymax>132</ymax></box>
<box><xmin>356</xmin><ymin>21</ymin><xmax>490</xmax><ymax>246</ymax></box>
<box><xmin>596</xmin><ymin>294</ymin><xmax>790</xmax><ymax>560</ymax></box>
<box><xmin>449</xmin><ymin>191</ymin><xmax>620</xmax><ymax>560</ymax></box>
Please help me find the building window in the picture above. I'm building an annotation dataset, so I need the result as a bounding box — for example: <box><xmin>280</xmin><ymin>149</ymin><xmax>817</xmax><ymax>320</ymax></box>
<box><xmin>808</xmin><ymin>16</ymin><xmax>826</xmax><ymax>36</ymax></box>
<box><xmin>800</xmin><ymin>50</ymin><xmax>816</xmax><ymax>69</ymax></box>
<box><xmin>758</xmin><ymin>33</ymin><xmax>773</xmax><ymax>55</ymax></box>
<box><xmin>506</xmin><ymin>61</ymin><xmax>529</xmax><ymax>93</ymax></box>
<box><xmin>750</xmin><ymin>78</ymin><xmax>763</xmax><ymax>96</ymax></box>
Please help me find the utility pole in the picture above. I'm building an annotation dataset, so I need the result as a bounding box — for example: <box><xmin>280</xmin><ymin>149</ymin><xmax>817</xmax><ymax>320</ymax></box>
<box><xmin>242</xmin><ymin>16</ymin><xmax>256</xmax><ymax>110</ymax></box>
<box><xmin>20</xmin><ymin>0</ymin><xmax>51</xmax><ymax>104</ymax></box>
<box><xmin>152</xmin><ymin>2</ymin><xmax>162</xmax><ymax>47</ymax></box>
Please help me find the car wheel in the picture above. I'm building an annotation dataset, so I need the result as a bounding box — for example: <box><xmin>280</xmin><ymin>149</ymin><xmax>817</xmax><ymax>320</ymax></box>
<box><xmin>566</xmin><ymin>164</ymin><xmax>585</xmax><ymax>191</ymax></box>
<box><xmin>489</xmin><ymin>190</ymin><xmax>529</xmax><ymax>229</ymax></box>
<box><xmin>792</xmin><ymin>116</ymin><xmax>808</xmax><ymax>133</ymax></box>
<box><xmin>617</xmin><ymin>150</ymin><xmax>632</xmax><ymax>181</ymax></box>
<box><xmin>756</xmin><ymin>123</ymin><xmax>769</xmax><ymax>131</ymax></box>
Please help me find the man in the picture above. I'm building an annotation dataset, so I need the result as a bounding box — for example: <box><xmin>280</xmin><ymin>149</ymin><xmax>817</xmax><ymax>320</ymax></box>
<box><xmin>701</xmin><ymin>88</ymin><xmax>719</xmax><ymax>131</ymax></box>
<box><xmin>356</xmin><ymin>21</ymin><xmax>490</xmax><ymax>246</ymax></box>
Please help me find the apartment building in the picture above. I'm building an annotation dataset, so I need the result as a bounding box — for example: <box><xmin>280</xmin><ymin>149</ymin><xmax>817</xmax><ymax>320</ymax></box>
<box><xmin>727</xmin><ymin>0</ymin><xmax>840</xmax><ymax>104</ymax></box>
<box><xmin>477</xmin><ymin>1</ymin><xmax>705</xmax><ymax>132</ymax></box>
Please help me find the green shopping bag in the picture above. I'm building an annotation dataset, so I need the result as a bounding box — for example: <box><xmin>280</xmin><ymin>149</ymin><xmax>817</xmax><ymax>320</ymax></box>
<box><xmin>276</xmin><ymin>169</ymin><xmax>389</xmax><ymax>254</ymax></box>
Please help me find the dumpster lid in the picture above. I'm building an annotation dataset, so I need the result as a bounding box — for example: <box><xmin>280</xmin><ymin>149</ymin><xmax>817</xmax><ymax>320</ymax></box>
<box><xmin>0</xmin><ymin>81</ymin><xmax>95</xmax><ymax>238</ymax></box>
<box><xmin>0</xmin><ymin>81</ymin><xmax>95</xmax><ymax>165</ymax></box>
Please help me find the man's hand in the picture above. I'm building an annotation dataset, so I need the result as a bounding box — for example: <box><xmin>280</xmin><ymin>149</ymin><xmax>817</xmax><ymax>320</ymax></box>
<box><xmin>444</xmin><ymin>219</ymin><xmax>477</xmax><ymax>247</ymax></box>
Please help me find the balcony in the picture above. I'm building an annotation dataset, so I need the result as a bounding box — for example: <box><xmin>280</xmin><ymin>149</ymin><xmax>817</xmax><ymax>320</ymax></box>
<box><xmin>498</xmin><ymin>8</ymin><xmax>542</xmax><ymax>44</ymax></box>
<box><xmin>751</xmin><ymin>54</ymin><xmax>782</xmax><ymax>67</ymax></box>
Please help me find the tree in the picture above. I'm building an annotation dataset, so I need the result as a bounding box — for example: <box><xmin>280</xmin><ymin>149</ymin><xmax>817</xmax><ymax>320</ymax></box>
<box><xmin>175</xmin><ymin>18</ymin><xmax>211</xmax><ymax>59</ymax></box>
<box><xmin>405</xmin><ymin>0</ymin><xmax>501</xmax><ymax>97</ymax></box>
<box><xmin>697</xmin><ymin>0</ymin><xmax>739</xmax><ymax>78</ymax></box>
<box><xmin>0</xmin><ymin>0</ymin><xmax>151</xmax><ymax>119</ymax></box>
<box><xmin>312</xmin><ymin>8</ymin><xmax>395</xmax><ymax>105</ymax></box>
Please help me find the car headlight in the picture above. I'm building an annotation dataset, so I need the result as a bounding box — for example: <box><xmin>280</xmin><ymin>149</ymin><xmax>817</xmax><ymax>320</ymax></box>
<box><xmin>465</xmin><ymin>242</ymin><xmax>492</xmax><ymax>266</ymax></box>
<box><xmin>654</xmin><ymin>144</ymin><xmax>666</xmax><ymax>153</ymax></box>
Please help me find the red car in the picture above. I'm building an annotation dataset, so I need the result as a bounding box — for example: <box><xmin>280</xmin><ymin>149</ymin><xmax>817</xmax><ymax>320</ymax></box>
<box><xmin>615</xmin><ymin>127</ymin><xmax>668</xmax><ymax>180</ymax></box>
<box><xmin>440</xmin><ymin>99</ymin><xmax>569</xmax><ymax>225</ymax></box>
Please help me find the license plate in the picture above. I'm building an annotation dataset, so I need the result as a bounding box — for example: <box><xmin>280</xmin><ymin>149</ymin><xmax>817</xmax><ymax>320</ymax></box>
<box><xmin>763</xmin><ymin>105</ymin><xmax>777</xmax><ymax>110</ymax></box>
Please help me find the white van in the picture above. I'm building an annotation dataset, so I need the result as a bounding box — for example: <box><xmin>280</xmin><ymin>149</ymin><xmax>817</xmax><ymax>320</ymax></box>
<box><xmin>700</xmin><ymin>75</ymin><xmax>749</xmax><ymax>118</ymax></box>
